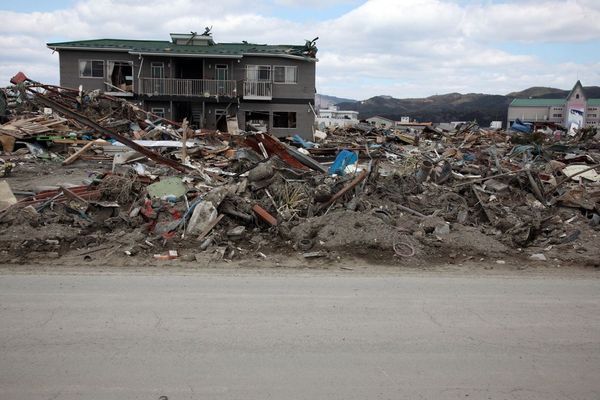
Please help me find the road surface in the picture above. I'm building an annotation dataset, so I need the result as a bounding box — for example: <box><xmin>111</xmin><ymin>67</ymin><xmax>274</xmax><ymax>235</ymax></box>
<box><xmin>0</xmin><ymin>269</ymin><xmax>599</xmax><ymax>399</ymax></box>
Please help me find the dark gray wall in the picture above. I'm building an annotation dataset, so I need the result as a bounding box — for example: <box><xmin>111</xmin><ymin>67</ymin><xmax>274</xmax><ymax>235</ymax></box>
<box><xmin>138</xmin><ymin>56</ymin><xmax>174</xmax><ymax>79</ymax></box>
<box><xmin>58</xmin><ymin>50</ymin><xmax>137</xmax><ymax>91</ymax></box>
<box><xmin>58</xmin><ymin>50</ymin><xmax>315</xmax><ymax>100</ymax></box>
<box><xmin>238</xmin><ymin>102</ymin><xmax>314</xmax><ymax>138</ymax></box>
<box><xmin>237</xmin><ymin>56</ymin><xmax>315</xmax><ymax>100</ymax></box>
<box><xmin>56</xmin><ymin>49</ymin><xmax>316</xmax><ymax>137</ymax></box>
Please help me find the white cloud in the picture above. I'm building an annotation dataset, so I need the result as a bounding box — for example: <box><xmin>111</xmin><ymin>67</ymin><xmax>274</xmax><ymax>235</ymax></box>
<box><xmin>0</xmin><ymin>0</ymin><xmax>599</xmax><ymax>99</ymax></box>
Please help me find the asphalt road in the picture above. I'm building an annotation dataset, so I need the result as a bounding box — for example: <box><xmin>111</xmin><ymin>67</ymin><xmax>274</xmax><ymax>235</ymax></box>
<box><xmin>0</xmin><ymin>270</ymin><xmax>599</xmax><ymax>399</ymax></box>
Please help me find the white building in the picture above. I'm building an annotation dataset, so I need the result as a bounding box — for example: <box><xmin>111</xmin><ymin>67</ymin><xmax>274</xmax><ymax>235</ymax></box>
<box><xmin>316</xmin><ymin>106</ymin><xmax>359</xmax><ymax>129</ymax></box>
<box><xmin>366</xmin><ymin>115</ymin><xmax>395</xmax><ymax>129</ymax></box>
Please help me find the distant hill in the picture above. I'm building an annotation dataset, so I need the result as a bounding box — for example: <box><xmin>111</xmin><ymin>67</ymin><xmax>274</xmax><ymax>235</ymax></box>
<box><xmin>507</xmin><ymin>86</ymin><xmax>600</xmax><ymax>99</ymax></box>
<box><xmin>330</xmin><ymin>85</ymin><xmax>600</xmax><ymax>126</ymax></box>
<box><xmin>315</xmin><ymin>94</ymin><xmax>356</xmax><ymax>109</ymax></box>
<box><xmin>506</xmin><ymin>87</ymin><xmax>567</xmax><ymax>99</ymax></box>
<box><xmin>336</xmin><ymin>93</ymin><xmax>510</xmax><ymax>126</ymax></box>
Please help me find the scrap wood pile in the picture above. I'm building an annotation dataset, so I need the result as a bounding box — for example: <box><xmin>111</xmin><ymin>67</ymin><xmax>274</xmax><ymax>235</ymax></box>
<box><xmin>0</xmin><ymin>74</ymin><xmax>599</xmax><ymax>265</ymax></box>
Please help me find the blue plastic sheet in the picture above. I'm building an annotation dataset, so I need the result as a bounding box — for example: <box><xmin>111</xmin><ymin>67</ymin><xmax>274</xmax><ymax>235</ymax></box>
<box><xmin>511</xmin><ymin>118</ymin><xmax>532</xmax><ymax>133</ymax></box>
<box><xmin>292</xmin><ymin>134</ymin><xmax>315</xmax><ymax>149</ymax></box>
<box><xmin>328</xmin><ymin>150</ymin><xmax>358</xmax><ymax>175</ymax></box>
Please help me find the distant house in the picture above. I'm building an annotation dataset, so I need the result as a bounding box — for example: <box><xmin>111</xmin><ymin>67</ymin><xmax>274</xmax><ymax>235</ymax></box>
<box><xmin>367</xmin><ymin>115</ymin><xmax>431</xmax><ymax>130</ymax></box>
<box><xmin>366</xmin><ymin>115</ymin><xmax>395</xmax><ymax>129</ymax></box>
<box><xmin>316</xmin><ymin>106</ymin><xmax>358</xmax><ymax>129</ymax></box>
<box><xmin>47</xmin><ymin>31</ymin><xmax>318</xmax><ymax>138</ymax></box>
<box><xmin>394</xmin><ymin>121</ymin><xmax>432</xmax><ymax>130</ymax></box>
<box><xmin>507</xmin><ymin>81</ymin><xmax>600</xmax><ymax>130</ymax></box>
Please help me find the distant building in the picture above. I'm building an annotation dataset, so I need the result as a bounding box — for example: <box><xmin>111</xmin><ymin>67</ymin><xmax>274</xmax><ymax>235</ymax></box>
<box><xmin>450</xmin><ymin>121</ymin><xmax>468</xmax><ymax>127</ymax></box>
<box><xmin>366</xmin><ymin>115</ymin><xmax>395</xmax><ymax>129</ymax></box>
<box><xmin>316</xmin><ymin>106</ymin><xmax>359</xmax><ymax>129</ymax></box>
<box><xmin>507</xmin><ymin>81</ymin><xmax>600</xmax><ymax>130</ymax></box>
<box><xmin>367</xmin><ymin>115</ymin><xmax>431</xmax><ymax>130</ymax></box>
<box><xmin>394</xmin><ymin>121</ymin><xmax>432</xmax><ymax>129</ymax></box>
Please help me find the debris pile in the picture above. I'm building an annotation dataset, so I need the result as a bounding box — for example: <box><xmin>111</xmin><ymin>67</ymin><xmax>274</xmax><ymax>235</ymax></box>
<box><xmin>1</xmin><ymin>74</ymin><xmax>599</xmax><ymax>266</ymax></box>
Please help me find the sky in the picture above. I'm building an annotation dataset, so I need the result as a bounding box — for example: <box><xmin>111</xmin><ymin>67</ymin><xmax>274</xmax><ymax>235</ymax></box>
<box><xmin>0</xmin><ymin>0</ymin><xmax>599</xmax><ymax>100</ymax></box>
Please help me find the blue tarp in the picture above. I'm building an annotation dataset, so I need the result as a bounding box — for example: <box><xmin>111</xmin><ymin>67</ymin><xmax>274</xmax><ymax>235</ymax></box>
<box><xmin>292</xmin><ymin>134</ymin><xmax>315</xmax><ymax>149</ymax></box>
<box><xmin>511</xmin><ymin>118</ymin><xmax>533</xmax><ymax>133</ymax></box>
<box><xmin>328</xmin><ymin>150</ymin><xmax>358</xmax><ymax>176</ymax></box>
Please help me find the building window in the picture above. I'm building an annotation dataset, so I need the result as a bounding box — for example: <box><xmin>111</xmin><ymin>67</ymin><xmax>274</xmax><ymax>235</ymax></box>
<box><xmin>588</xmin><ymin>107</ymin><xmax>598</xmax><ymax>111</ymax></box>
<box><xmin>588</xmin><ymin>114</ymin><xmax>597</xmax><ymax>118</ymax></box>
<box><xmin>273</xmin><ymin>112</ymin><xmax>297</xmax><ymax>128</ymax></box>
<box><xmin>576</xmin><ymin>94</ymin><xmax>580</xmax><ymax>99</ymax></box>
<box><xmin>79</xmin><ymin>60</ymin><xmax>104</xmax><ymax>78</ymax></box>
<box><xmin>245</xmin><ymin>111</ymin><xmax>269</xmax><ymax>132</ymax></box>
<box><xmin>107</xmin><ymin>61</ymin><xmax>133</xmax><ymax>92</ymax></box>
<box><xmin>552</xmin><ymin>113</ymin><xmax>563</xmax><ymax>118</ymax></box>
<box><xmin>273</xmin><ymin>66</ymin><xmax>298</xmax><ymax>84</ymax></box>
<box><xmin>246</xmin><ymin>65</ymin><xmax>271</xmax><ymax>81</ymax></box>
<box><xmin>151</xmin><ymin>108</ymin><xmax>165</xmax><ymax>118</ymax></box>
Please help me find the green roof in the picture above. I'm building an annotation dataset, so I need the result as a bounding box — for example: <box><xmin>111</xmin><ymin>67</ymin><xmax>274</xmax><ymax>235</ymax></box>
<box><xmin>46</xmin><ymin>38</ymin><xmax>315</xmax><ymax>59</ymax></box>
<box><xmin>510</xmin><ymin>98</ymin><xmax>566</xmax><ymax>107</ymax></box>
<box><xmin>588</xmin><ymin>99</ymin><xmax>600</xmax><ymax>106</ymax></box>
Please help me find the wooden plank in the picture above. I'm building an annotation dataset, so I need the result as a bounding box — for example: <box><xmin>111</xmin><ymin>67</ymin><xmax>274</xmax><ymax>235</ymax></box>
<box><xmin>320</xmin><ymin>169</ymin><xmax>368</xmax><ymax>209</ymax></box>
<box><xmin>62</xmin><ymin>139</ymin><xmax>106</xmax><ymax>165</ymax></box>
<box><xmin>197</xmin><ymin>214</ymin><xmax>225</xmax><ymax>240</ymax></box>
<box><xmin>252</xmin><ymin>204</ymin><xmax>278</xmax><ymax>226</ymax></box>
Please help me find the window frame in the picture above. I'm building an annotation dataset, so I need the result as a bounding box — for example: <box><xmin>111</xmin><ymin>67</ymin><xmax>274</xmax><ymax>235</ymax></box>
<box><xmin>215</xmin><ymin>64</ymin><xmax>229</xmax><ymax>80</ymax></box>
<box><xmin>106</xmin><ymin>60</ymin><xmax>134</xmax><ymax>92</ymax></box>
<box><xmin>150</xmin><ymin>62</ymin><xmax>165</xmax><ymax>79</ymax></box>
<box><xmin>151</xmin><ymin>107</ymin><xmax>166</xmax><ymax>118</ymax></box>
<box><xmin>272</xmin><ymin>111</ymin><xmax>297</xmax><ymax>129</ymax></box>
<box><xmin>78</xmin><ymin>59</ymin><xmax>105</xmax><ymax>79</ymax></box>
<box><xmin>273</xmin><ymin>65</ymin><xmax>298</xmax><ymax>84</ymax></box>
<box><xmin>246</xmin><ymin>65</ymin><xmax>272</xmax><ymax>82</ymax></box>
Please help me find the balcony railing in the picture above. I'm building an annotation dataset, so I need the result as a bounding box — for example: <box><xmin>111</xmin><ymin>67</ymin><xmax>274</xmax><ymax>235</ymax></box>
<box><xmin>138</xmin><ymin>77</ymin><xmax>236</xmax><ymax>97</ymax></box>
<box><xmin>243</xmin><ymin>81</ymin><xmax>272</xmax><ymax>100</ymax></box>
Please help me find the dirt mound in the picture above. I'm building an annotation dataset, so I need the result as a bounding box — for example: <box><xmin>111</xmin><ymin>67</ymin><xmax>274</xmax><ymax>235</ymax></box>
<box><xmin>285</xmin><ymin>210</ymin><xmax>420</xmax><ymax>261</ymax></box>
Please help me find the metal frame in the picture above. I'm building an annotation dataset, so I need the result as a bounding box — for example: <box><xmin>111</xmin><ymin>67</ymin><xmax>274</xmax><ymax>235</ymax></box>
<box><xmin>78</xmin><ymin>59</ymin><xmax>105</xmax><ymax>79</ymax></box>
<box><xmin>273</xmin><ymin>65</ymin><xmax>298</xmax><ymax>84</ymax></box>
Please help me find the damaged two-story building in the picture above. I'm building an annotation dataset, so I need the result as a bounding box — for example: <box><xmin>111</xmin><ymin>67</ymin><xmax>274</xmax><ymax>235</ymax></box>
<box><xmin>47</xmin><ymin>31</ymin><xmax>318</xmax><ymax>138</ymax></box>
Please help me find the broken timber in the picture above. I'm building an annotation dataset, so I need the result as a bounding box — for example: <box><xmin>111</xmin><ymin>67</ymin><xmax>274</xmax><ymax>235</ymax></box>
<box><xmin>320</xmin><ymin>169</ymin><xmax>368</xmax><ymax>210</ymax></box>
<box><xmin>26</xmin><ymin>88</ymin><xmax>192</xmax><ymax>173</ymax></box>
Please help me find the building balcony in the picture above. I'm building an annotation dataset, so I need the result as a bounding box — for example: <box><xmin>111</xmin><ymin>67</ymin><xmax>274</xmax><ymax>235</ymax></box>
<box><xmin>243</xmin><ymin>80</ymin><xmax>272</xmax><ymax>100</ymax></box>
<box><xmin>138</xmin><ymin>77</ymin><xmax>236</xmax><ymax>98</ymax></box>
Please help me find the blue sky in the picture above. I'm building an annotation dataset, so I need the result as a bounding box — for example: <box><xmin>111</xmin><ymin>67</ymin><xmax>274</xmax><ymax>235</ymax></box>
<box><xmin>0</xmin><ymin>0</ymin><xmax>598</xmax><ymax>99</ymax></box>
<box><xmin>2</xmin><ymin>0</ymin><xmax>75</xmax><ymax>12</ymax></box>
<box><xmin>3</xmin><ymin>0</ymin><xmax>366</xmax><ymax>19</ymax></box>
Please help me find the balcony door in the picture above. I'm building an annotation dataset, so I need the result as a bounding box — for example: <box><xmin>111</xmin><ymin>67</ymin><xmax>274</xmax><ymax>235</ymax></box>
<box><xmin>216</xmin><ymin>64</ymin><xmax>228</xmax><ymax>96</ymax></box>
<box><xmin>151</xmin><ymin>62</ymin><xmax>164</xmax><ymax>94</ymax></box>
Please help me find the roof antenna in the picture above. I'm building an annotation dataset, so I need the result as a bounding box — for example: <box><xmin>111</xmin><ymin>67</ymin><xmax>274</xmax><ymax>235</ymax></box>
<box><xmin>202</xmin><ymin>26</ymin><xmax>212</xmax><ymax>36</ymax></box>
